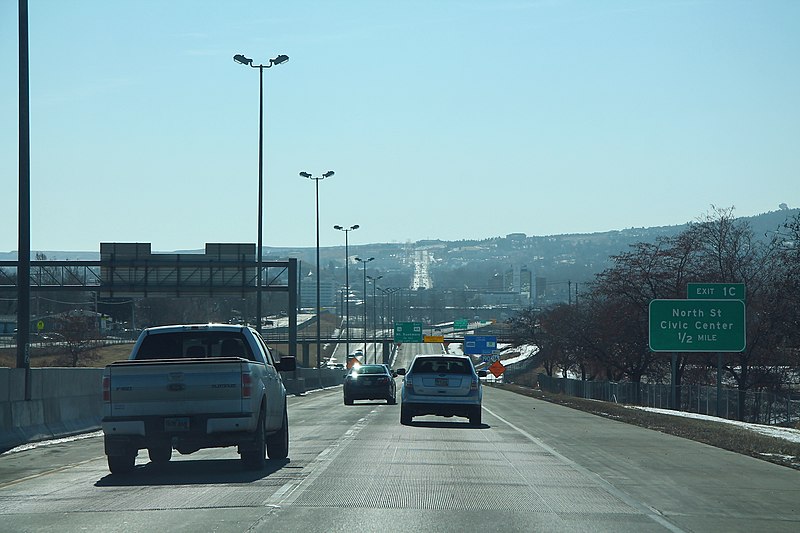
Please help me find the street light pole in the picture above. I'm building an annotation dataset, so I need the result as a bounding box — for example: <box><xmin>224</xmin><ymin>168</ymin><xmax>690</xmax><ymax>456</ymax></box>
<box><xmin>334</xmin><ymin>224</ymin><xmax>359</xmax><ymax>360</ymax></box>
<box><xmin>355</xmin><ymin>257</ymin><xmax>374</xmax><ymax>362</ymax></box>
<box><xmin>382</xmin><ymin>287</ymin><xmax>401</xmax><ymax>343</ymax></box>
<box><xmin>367</xmin><ymin>275</ymin><xmax>382</xmax><ymax>362</ymax></box>
<box><xmin>378</xmin><ymin>287</ymin><xmax>388</xmax><ymax>349</ymax></box>
<box><xmin>301</xmin><ymin>171</ymin><xmax>334</xmax><ymax>367</ymax></box>
<box><xmin>233</xmin><ymin>52</ymin><xmax>288</xmax><ymax>334</ymax></box>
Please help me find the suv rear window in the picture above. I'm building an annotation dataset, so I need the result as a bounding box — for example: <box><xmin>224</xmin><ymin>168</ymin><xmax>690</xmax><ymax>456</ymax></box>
<box><xmin>136</xmin><ymin>332</ymin><xmax>256</xmax><ymax>361</ymax></box>
<box><xmin>411</xmin><ymin>357</ymin><xmax>473</xmax><ymax>375</ymax></box>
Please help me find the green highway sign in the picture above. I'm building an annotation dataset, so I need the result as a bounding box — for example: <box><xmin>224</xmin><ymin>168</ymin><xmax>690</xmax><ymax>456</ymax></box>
<box><xmin>394</xmin><ymin>322</ymin><xmax>423</xmax><ymax>343</ymax></box>
<box><xmin>453</xmin><ymin>319</ymin><xmax>469</xmax><ymax>330</ymax></box>
<box><xmin>687</xmin><ymin>283</ymin><xmax>745</xmax><ymax>301</ymax></box>
<box><xmin>649</xmin><ymin>299</ymin><xmax>746</xmax><ymax>352</ymax></box>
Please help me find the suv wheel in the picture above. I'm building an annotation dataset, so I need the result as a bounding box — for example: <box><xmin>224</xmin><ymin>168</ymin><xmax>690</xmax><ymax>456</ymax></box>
<box><xmin>400</xmin><ymin>404</ymin><xmax>413</xmax><ymax>425</ymax></box>
<box><xmin>469</xmin><ymin>406</ymin><xmax>482</xmax><ymax>426</ymax></box>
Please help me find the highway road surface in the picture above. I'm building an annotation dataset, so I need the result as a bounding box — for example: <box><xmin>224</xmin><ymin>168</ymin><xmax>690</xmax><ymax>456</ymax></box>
<box><xmin>1</xmin><ymin>344</ymin><xmax>798</xmax><ymax>532</ymax></box>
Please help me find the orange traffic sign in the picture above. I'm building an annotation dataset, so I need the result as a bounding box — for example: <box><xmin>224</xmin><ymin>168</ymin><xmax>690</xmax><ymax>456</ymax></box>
<box><xmin>488</xmin><ymin>360</ymin><xmax>505</xmax><ymax>377</ymax></box>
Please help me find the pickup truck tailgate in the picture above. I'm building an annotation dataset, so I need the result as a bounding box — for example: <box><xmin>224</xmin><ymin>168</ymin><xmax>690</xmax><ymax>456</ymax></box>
<box><xmin>106</xmin><ymin>358</ymin><xmax>247</xmax><ymax>417</ymax></box>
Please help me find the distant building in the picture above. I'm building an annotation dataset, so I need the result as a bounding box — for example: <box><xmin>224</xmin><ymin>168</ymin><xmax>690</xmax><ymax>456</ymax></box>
<box><xmin>299</xmin><ymin>272</ymin><xmax>338</xmax><ymax>312</ymax></box>
<box><xmin>0</xmin><ymin>315</ymin><xmax>15</xmax><ymax>336</ymax></box>
<box><xmin>520</xmin><ymin>266</ymin><xmax>532</xmax><ymax>301</ymax></box>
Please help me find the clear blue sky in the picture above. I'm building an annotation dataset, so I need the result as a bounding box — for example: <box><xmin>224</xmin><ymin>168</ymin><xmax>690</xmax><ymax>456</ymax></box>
<box><xmin>2</xmin><ymin>0</ymin><xmax>798</xmax><ymax>252</ymax></box>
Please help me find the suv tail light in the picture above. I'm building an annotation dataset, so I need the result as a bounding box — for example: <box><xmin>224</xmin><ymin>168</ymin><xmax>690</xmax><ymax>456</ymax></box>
<box><xmin>405</xmin><ymin>376</ymin><xmax>414</xmax><ymax>389</ymax></box>
<box><xmin>241</xmin><ymin>372</ymin><xmax>252</xmax><ymax>399</ymax></box>
<box><xmin>470</xmin><ymin>377</ymin><xmax>479</xmax><ymax>391</ymax></box>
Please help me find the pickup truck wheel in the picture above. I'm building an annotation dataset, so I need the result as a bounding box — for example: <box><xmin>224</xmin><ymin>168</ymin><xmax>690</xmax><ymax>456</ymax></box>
<box><xmin>241</xmin><ymin>410</ymin><xmax>267</xmax><ymax>470</ymax></box>
<box><xmin>148</xmin><ymin>446</ymin><xmax>172</xmax><ymax>464</ymax></box>
<box><xmin>108</xmin><ymin>453</ymin><xmax>136</xmax><ymax>474</ymax></box>
<box><xmin>266</xmin><ymin>406</ymin><xmax>289</xmax><ymax>459</ymax></box>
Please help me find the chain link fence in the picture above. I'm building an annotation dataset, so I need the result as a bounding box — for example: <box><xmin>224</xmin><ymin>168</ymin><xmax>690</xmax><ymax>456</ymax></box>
<box><xmin>531</xmin><ymin>373</ymin><xmax>800</xmax><ymax>426</ymax></box>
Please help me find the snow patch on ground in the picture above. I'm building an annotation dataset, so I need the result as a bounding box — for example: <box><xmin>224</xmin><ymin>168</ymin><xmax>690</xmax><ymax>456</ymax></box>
<box><xmin>628</xmin><ymin>406</ymin><xmax>800</xmax><ymax>444</ymax></box>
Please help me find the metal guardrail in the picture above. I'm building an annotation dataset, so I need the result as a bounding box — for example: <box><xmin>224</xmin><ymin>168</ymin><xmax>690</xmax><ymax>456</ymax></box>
<box><xmin>534</xmin><ymin>374</ymin><xmax>800</xmax><ymax>426</ymax></box>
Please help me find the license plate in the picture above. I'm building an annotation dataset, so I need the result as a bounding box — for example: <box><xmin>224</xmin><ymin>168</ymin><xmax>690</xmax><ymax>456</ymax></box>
<box><xmin>435</xmin><ymin>378</ymin><xmax>449</xmax><ymax>387</ymax></box>
<box><xmin>164</xmin><ymin>417</ymin><xmax>190</xmax><ymax>432</ymax></box>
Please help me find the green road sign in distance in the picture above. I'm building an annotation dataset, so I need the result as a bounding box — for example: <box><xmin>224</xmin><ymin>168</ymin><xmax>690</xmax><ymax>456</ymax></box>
<box><xmin>454</xmin><ymin>319</ymin><xmax>469</xmax><ymax>330</ymax></box>
<box><xmin>394</xmin><ymin>322</ymin><xmax>423</xmax><ymax>343</ymax></box>
<box><xmin>649</xmin><ymin>299</ymin><xmax>746</xmax><ymax>352</ymax></box>
<box><xmin>687</xmin><ymin>283</ymin><xmax>745</xmax><ymax>301</ymax></box>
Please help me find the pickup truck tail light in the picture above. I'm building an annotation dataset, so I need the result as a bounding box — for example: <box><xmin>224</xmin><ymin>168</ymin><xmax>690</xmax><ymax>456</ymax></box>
<box><xmin>241</xmin><ymin>372</ymin><xmax>252</xmax><ymax>399</ymax></box>
<box><xmin>102</xmin><ymin>376</ymin><xmax>110</xmax><ymax>402</ymax></box>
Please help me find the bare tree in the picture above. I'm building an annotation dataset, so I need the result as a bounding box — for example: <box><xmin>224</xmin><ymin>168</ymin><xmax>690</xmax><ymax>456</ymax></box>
<box><xmin>56</xmin><ymin>313</ymin><xmax>99</xmax><ymax>367</ymax></box>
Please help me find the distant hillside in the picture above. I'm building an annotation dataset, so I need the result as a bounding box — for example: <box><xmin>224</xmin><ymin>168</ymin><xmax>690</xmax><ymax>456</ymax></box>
<box><xmin>2</xmin><ymin>209</ymin><xmax>797</xmax><ymax>274</ymax></box>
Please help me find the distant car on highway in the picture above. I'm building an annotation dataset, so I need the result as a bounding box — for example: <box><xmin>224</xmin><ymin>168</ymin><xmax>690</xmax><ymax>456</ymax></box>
<box><xmin>397</xmin><ymin>355</ymin><xmax>487</xmax><ymax>425</ymax></box>
<box><xmin>343</xmin><ymin>364</ymin><xmax>397</xmax><ymax>405</ymax></box>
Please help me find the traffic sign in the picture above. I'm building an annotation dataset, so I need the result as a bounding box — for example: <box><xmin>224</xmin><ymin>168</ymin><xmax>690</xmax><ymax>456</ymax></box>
<box><xmin>649</xmin><ymin>299</ymin><xmax>746</xmax><ymax>352</ymax></box>
<box><xmin>424</xmin><ymin>335</ymin><xmax>444</xmax><ymax>343</ymax></box>
<box><xmin>464</xmin><ymin>335</ymin><xmax>497</xmax><ymax>355</ymax></box>
<box><xmin>394</xmin><ymin>322</ymin><xmax>423</xmax><ymax>343</ymax></box>
<box><xmin>453</xmin><ymin>319</ymin><xmax>469</xmax><ymax>330</ymax></box>
<box><xmin>687</xmin><ymin>283</ymin><xmax>745</xmax><ymax>301</ymax></box>
<box><xmin>488</xmin><ymin>360</ymin><xmax>506</xmax><ymax>378</ymax></box>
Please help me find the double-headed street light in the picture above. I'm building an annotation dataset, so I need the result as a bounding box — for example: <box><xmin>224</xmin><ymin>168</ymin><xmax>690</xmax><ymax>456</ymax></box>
<box><xmin>233</xmin><ymin>52</ymin><xmax>288</xmax><ymax>333</ymax></box>
<box><xmin>301</xmin><ymin>171</ymin><xmax>334</xmax><ymax>367</ymax></box>
<box><xmin>334</xmin><ymin>224</ymin><xmax>359</xmax><ymax>359</ymax></box>
<box><xmin>367</xmin><ymin>275</ymin><xmax>383</xmax><ymax>362</ymax></box>
<box><xmin>354</xmin><ymin>257</ymin><xmax>374</xmax><ymax>361</ymax></box>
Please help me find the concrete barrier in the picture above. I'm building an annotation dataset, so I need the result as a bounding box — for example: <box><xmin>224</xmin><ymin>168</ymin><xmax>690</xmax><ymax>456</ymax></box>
<box><xmin>1</xmin><ymin>367</ymin><xmax>104</xmax><ymax>453</ymax></box>
<box><xmin>283</xmin><ymin>367</ymin><xmax>346</xmax><ymax>395</ymax></box>
<box><xmin>1</xmin><ymin>366</ymin><xmax>345</xmax><ymax>453</ymax></box>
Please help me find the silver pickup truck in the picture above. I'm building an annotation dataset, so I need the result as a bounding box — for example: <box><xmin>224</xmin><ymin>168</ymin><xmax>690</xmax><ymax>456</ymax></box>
<box><xmin>101</xmin><ymin>324</ymin><xmax>296</xmax><ymax>474</ymax></box>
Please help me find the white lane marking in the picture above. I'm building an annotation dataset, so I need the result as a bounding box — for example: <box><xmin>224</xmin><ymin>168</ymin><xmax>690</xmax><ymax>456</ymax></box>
<box><xmin>483</xmin><ymin>405</ymin><xmax>687</xmax><ymax>533</ymax></box>
<box><xmin>265</xmin><ymin>411</ymin><xmax>377</xmax><ymax>507</ymax></box>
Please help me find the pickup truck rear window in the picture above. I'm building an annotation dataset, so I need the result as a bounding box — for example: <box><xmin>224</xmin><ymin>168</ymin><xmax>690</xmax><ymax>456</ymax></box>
<box><xmin>136</xmin><ymin>332</ymin><xmax>257</xmax><ymax>361</ymax></box>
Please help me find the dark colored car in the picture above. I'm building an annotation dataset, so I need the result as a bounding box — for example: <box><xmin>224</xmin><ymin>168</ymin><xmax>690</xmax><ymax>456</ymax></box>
<box><xmin>343</xmin><ymin>364</ymin><xmax>397</xmax><ymax>405</ymax></box>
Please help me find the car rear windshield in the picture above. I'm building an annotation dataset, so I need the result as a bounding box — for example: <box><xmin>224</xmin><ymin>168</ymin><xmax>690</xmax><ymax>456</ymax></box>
<box><xmin>411</xmin><ymin>357</ymin><xmax>473</xmax><ymax>375</ymax></box>
<box><xmin>135</xmin><ymin>331</ymin><xmax>256</xmax><ymax>361</ymax></box>
<box><xmin>354</xmin><ymin>365</ymin><xmax>387</xmax><ymax>375</ymax></box>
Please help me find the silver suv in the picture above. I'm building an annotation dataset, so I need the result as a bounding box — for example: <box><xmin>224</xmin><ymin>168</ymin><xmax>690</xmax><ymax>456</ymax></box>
<box><xmin>396</xmin><ymin>355</ymin><xmax>487</xmax><ymax>426</ymax></box>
